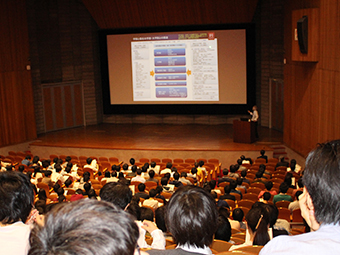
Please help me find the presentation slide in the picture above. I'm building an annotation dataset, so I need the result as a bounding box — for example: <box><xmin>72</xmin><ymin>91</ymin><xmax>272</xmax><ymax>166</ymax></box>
<box><xmin>106</xmin><ymin>29</ymin><xmax>247</xmax><ymax>105</ymax></box>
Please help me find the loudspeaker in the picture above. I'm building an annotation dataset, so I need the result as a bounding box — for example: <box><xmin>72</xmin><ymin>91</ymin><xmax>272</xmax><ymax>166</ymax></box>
<box><xmin>297</xmin><ymin>16</ymin><xmax>308</xmax><ymax>54</ymax></box>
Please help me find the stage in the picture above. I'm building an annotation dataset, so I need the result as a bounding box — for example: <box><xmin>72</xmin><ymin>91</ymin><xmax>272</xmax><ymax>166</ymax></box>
<box><xmin>29</xmin><ymin>123</ymin><xmax>283</xmax><ymax>168</ymax></box>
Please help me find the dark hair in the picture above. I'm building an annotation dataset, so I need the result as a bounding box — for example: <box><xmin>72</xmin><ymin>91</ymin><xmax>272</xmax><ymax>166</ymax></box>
<box><xmin>215</xmin><ymin>216</ymin><xmax>232</xmax><ymax>242</ymax></box>
<box><xmin>32</xmin><ymin>156</ymin><xmax>40</xmax><ymax>164</ymax></box>
<box><xmin>155</xmin><ymin>206</ymin><xmax>167</xmax><ymax>232</ymax></box>
<box><xmin>88</xmin><ymin>189</ymin><xmax>97</xmax><ymax>199</ymax></box>
<box><xmin>122</xmin><ymin>163</ymin><xmax>128</xmax><ymax>170</ymax></box>
<box><xmin>129</xmin><ymin>158</ymin><xmax>135</xmax><ymax>165</ymax></box>
<box><xmin>166</xmin><ymin>186</ymin><xmax>218</xmax><ymax>248</ymax></box>
<box><xmin>230</xmin><ymin>164</ymin><xmax>238</xmax><ymax>173</ymax></box>
<box><xmin>100</xmin><ymin>182</ymin><xmax>132</xmax><ymax>210</ymax></box>
<box><xmin>29</xmin><ymin>200</ymin><xmax>139</xmax><ymax>255</ymax></box>
<box><xmin>140</xmin><ymin>207</ymin><xmax>154</xmax><ymax>222</ymax></box>
<box><xmin>236</xmin><ymin>177</ymin><xmax>243</xmax><ymax>186</ymax></box>
<box><xmin>86</xmin><ymin>158</ymin><xmax>92</xmax><ymax>164</ymax></box>
<box><xmin>232</xmin><ymin>208</ymin><xmax>244</xmax><ymax>222</ymax></box>
<box><xmin>166</xmin><ymin>162</ymin><xmax>172</xmax><ymax>169</ymax></box>
<box><xmin>149</xmin><ymin>189</ymin><xmax>157</xmax><ymax>198</ymax></box>
<box><xmin>64</xmin><ymin>179</ymin><xmax>72</xmax><ymax>188</ymax></box>
<box><xmin>126</xmin><ymin>201</ymin><xmax>141</xmax><ymax>221</ymax></box>
<box><xmin>263</xmin><ymin>192</ymin><xmax>271</xmax><ymax>201</ymax></box>
<box><xmin>279</xmin><ymin>182</ymin><xmax>289</xmax><ymax>193</ymax></box>
<box><xmin>181</xmin><ymin>172</ymin><xmax>187</xmax><ymax>177</ymax></box>
<box><xmin>191</xmin><ymin>167</ymin><xmax>197</xmax><ymax>175</ymax></box>
<box><xmin>105</xmin><ymin>171</ymin><xmax>111</xmax><ymax>178</ymax></box>
<box><xmin>173</xmin><ymin>172</ymin><xmax>180</xmax><ymax>180</ymax></box>
<box><xmin>198</xmin><ymin>160</ymin><xmax>204</xmax><ymax>167</ymax></box>
<box><xmin>149</xmin><ymin>170</ymin><xmax>155</xmax><ymax>178</ymax></box>
<box><xmin>260</xmin><ymin>150</ymin><xmax>265</xmax><ymax>156</ymax></box>
<box><xmin>150</xmin><ymin>161</ymin><xmax>156</xmax><ymax>168</ymax></box>
<box><xmin>229</xmin><ymin>180</ymin><xmax>237</xmax><ymax>190</ymax></box>
<box><xmin>84</xmin><ymin>183</ymin><xmax>92</xmax><ymax>193</ymax></box>
<box><xmin>224</xmin><ymin>185</ymin><xmax>231</xmax><ymax>194</ymax></box>
<box><xmin>303</xmin><ymin>141</ymin><xmax>340</xmax><ymax>224</ymax></box>
<box><xmin>241</xmin><ymin>170</ymin><xmax>247</xmax><ymax>177</ymax></box>
<box><xmin>136</xmin><ymin>169</ymin><xmax>142</xmax><ymax>175</ymax></box>
<box><xmin>265</xmin><ymin>181</ymin><xmax>273</xmax><ymax>190</ymax></box>
<box><xmin>131</xmin><ymin>165</ymin><xmax>137</xmax><ymax>173</ymax></box>
<box><xmin>38</xmin><ymin>189</ymin><xmax>48</xmax><ymax>201</ymax></box>
<box><xmin>246</xmin><ymin>206</ymin><xmax>270</xmax><ymax>246</ymax></box>
<box><xmin>161</xmin><ymin>177</ymin><xmax>168</xmax><ymax>186</ymax></box>
<box><xmin>295</xmin><ymin>190</ymin><xmax>303</xmax><ymax>200</ymax></box>
<box><xmin>138</xmin><ymin>183</ymin><xmax>146</xmax><ymax>192</ymax></box>
<box><xmin>222</xmin><ymin>168</ymin><xmax>229</xmax><ymax>176</ymax></box>
<box><xmin>55</xmin><ymin>165</ymin><xmax>62</xmax><ymax>173</ymax></box>
<box><xmin>0</xmin><ymin>172</ymin><xmax>34</xmax><ymax>224</ymax></box>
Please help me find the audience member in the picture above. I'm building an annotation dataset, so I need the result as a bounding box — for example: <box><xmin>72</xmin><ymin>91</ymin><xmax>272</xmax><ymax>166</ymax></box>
<box><xmin>148</xmin><ymin>186</ymin><xmax>218</xmax><ymax>255</ymax></box>
<box><xmin>131</xmin><ymin>169</ymin><xmax>146</xmax><ymax>183</ymax></box>
<box><xmin>169</xmin><ymin>172</ymin><xmax>183</xmax><ymax>187</ymax></box>
<box><xmin>135</xmin><ymin>183</ymin><xmax>150</xmax><ymax>200</ymax></box>
<box><xmin>178</xmin><ymin>172</ymin><xmax>192</xmax><ymax>185</ymax></box>
<box><xmin>147</xmin><ymin>170</ymin><xmax>159</xmax><ymax>184</ymax></box>
<box><xmin>258</xmin><ymin>181</ymin><xmax>277</xmax><ymax>199</ymax></box>
<box><xmin>220</xmin><ymin>185</ymin><xmax>236</xmax><ymax>201</ymax></box>
<box><xmin>288</xmin><ymin>190</ymin><xmax>303</xmax><ymax>213</ymax></box>
<box><xmin>257</xmin><ymin>150</ymin><xmax>268</xmax><ymax>163</ymax></box>
<box><xmin>143</xmin><ymin>189</ymin><xmax>159</xmax><ymax>210</ymax></box>
<box><xmin>272</xmin><ymin>182</ymin><xmax>293</xmax><ymax>204</ymax></box>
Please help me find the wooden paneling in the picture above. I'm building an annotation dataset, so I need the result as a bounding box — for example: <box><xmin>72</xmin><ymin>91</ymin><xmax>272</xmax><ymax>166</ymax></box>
<box><xmin>0</xmin><ymin>0</ymin><xmax>37</xmax><ymax>147</ymax></box>
<box><xmin>81</xmin><ymin>0</ymin><xmax>259</xmax><ymax>29</ymax></box>
<box><xmin>284</xmin><ymin>0</ymin><xmax>340</xmax><ymax>156</ymax></box>
<box><xmin>291</xmin><ymin>8</ymin><xmax>319</xmax><ymax>62</ymax></box>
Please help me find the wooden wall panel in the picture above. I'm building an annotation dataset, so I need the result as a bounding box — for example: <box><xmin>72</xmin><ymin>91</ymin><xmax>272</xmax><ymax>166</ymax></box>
<box><xmin>82</xmin><ymin>0</ymin><xmax>259</xmax><ymax>29</ymax></box>
<box><xmin>284</xmin><ymin>0</ymin><xmax>340</xmax><ymax>156</ymax></box>
<box><xmin>74</xmin><ymin>84</ymin><xmax>84</xmax><ymax>126</ymax></box>
<box><xmin>64</xmin><ymin>86</ymin><xmax>74</xmax><ymax>128</ymax></box>
<box><xmin>0</xmin><ymin>0</ymin><xmax>37</xmax><ymax>147</ymax></box>
<box><xmin>43</xmin><ymin>87</ymin><xmax>54</xmax><ymax>132</ymax></box>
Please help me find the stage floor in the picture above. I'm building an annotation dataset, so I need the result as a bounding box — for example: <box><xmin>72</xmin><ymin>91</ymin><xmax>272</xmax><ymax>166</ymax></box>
<box><xmin>31</xmin><ymin>123</ymin><xmax>283</xmax><ymax>152</ymax></box>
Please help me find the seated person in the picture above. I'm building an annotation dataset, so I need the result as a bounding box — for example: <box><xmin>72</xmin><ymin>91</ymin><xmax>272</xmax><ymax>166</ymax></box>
<box><xmin>218</xmin><ymin>168</ymin><xmax>233</xmax><ymax>185</ymax></box>
<box><xmin>29</xmin><ymin>199</ymin><xmax>143</xmax><ymax>255</ymax></box>
<box><xmin>273</xmin><ymin>182</ymin><xmax>293</xmax><ymax>204</ymax></box>
<box><xmin>230</xmin><ymin>206</ymin><xmax>270</xmax><ymax>251</ymax></box>
<box><xmin>143</xmin><ymin>189</ymin><xmax>159</xmax><ymax>210</ymax></box>
<box><xmin>160</xmin><ymin>177</ymin><xmax>174</xmax><ymax>193</ymax></box>
<box><xmin>220</xmin><ymin>185</ymin><xmax>236</xmax><ymax>201</ymax></box>
<box><xmin>148</xmin><ymin>186</ymin><xmax>218</xmax><ymax>255</ymax></box>
<box><xmin>135</xmin><ymin>183</ymin><xmax>150</xmax><ymax>200</ymax></box>
<box><xmin>127</xmin><ymin>165</ymin><xmax>138</xmax><ymax>178</ymax></box>
<box><xmin>131</xmin><ymin>169</ymin><xmax>146</xmax><ymax>183</ymax></box>
<box><xmin>169</xmin><ymin>172</ymin><xmax>183</xmax><ymax>187</ymax></box>
<box><xmin>257</xmin><ymin>150</ymin><xmax>268</xmax><ymax>163</ymax></box>
<box><xmin>236</xmin><ymin>177</ymin><xmax>247</xmax><ymax>193</ymax></box>
<box><xmin>258</xmin><ymin>181</ymin><xmax>278</xmax><ymax>199</ymax></box>
<box><xmin>237</xmin><ymin>159</ymin><xmax>248</xmax><ymax>171</ymax></box>
<box><xmin>100</xmin><ymin>182</ymin><xmax>165</xmax><ymax>249</ymax></box>
<box><xmin>230</xmin><ymin>179</ymin><xmax>243</xmax><ymax>199</ymax></box>
<box><xmin>228</xmin><ymin>164</ymin><xmax>240</xmax><ymax>178</ymax></box>
<box><xmin>149</xmin><ymin>161</ymin><xmax>160</xmax><ymax>175</ymax></box>
<box><xmin>147</xmin><ymin>170</ymin><xmax>159</xmax><ymax>184</ymax></box>
<box><xmin>179</xmin><ymin>172</ymin><xmax>192</xmax><ymax>185</ymax></box>
<box><xmin>261</xmin><ymin>192</ymin><xmax>272</xmax><ymax>204</ymax></box>
<box><xmin>275</xmin><ymin>157</ymin><xmax>289</xmax><ymax>169</ymax></box>
<box><xmin>229</xmin><ymin>208</ymin><xmax>246</xmax><ymax>230</ymax></box>
<box><xmin>160</xmin><ymin>162</ymin><xmax>172</xmax><ymax>175</ymax></box>
<box><xmin>41</xmin><ymin>170</ymin><xmax>53</xmax><ymax>188</ymax></box>
<box><xmin>83</xmin><ymin>157</ymin><xmax>99</xmax><ymax>172</ymax></box>
<box><xmin>0</xmin><ymin>171</ymin><xmax>35</xmax><ymax>254</ymax></box>
<box><xmin>240</xmin><ymin>169</ymin><xmax>250</xmax><ymax>184</ymax></box>
<box><xmin>240</xmin><ymin>155</ymin><xmax>253</xmax><ymax>165</ymax></box>
<box><xmin>288</xmin><ymin>190</ymin><xmax>303</xmax><ymax>213</ymax></box>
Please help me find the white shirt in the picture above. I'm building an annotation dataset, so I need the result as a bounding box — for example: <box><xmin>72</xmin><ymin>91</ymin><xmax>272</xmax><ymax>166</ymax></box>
<box><xmin>250</xmin><ymin>110</ymin><xmax>259</xmax><ymax>122</ymax></box>
<box><xmin>136</xmin><ymin>221</ymin><xmax>165</xmax><ymax>249</ymax></box>
<box><xmin>131</xmin><ymin>175</ymin><xmax>146</xmax><ymax>183</ymax></box>
<box><xmin>0</xmin><ymin>222</ymin><xmax>30</xmax><ymax>255</ymax></box>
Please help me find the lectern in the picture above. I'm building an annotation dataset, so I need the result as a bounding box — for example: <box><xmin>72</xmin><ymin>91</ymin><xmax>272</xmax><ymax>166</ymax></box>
<box><xmin>233</xmin><ymin>120</ymin><xmax>256</xmax><ymax>143</ymax></box>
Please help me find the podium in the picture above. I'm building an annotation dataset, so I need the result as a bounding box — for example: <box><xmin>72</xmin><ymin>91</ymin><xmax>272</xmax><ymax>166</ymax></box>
<box><xmin>233</xmin><ymin>120</ymin><xmax>256</xmax><ymax>143</ymax></box>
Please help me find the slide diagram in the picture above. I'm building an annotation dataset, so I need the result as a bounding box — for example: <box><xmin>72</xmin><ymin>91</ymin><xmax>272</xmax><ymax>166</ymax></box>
<box><xmin>131</xmin><ymin>34</ymin><xmax>219</xmax><ymax>102</ymax></box>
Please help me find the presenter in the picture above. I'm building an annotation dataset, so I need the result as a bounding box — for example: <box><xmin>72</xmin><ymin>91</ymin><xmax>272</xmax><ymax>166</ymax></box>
<box><xmin>248</xmin><ymin>105</ymin><xmax>259</xmax><ymax>138</ymax></box>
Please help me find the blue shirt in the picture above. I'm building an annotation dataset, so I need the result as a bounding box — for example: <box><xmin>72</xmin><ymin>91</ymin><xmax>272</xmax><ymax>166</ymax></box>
<box><xmin>260</xmin><ymin>224</ymin><xmax>340</xmax><ymax>255</ymax></box>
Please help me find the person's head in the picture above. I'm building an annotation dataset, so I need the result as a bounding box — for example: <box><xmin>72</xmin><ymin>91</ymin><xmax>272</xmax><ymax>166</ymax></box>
<box><xmin>297</xmin><ymin>178</ymin><xmax>304</xmax><ymax>188</ymax></box>
<box><xmin>265</xmin><ymin>181</ymin><xmax>273</xmax><ymax>191</ymax></box>
<box><xmin>84</xmin><ymin>183</ymin><xmax>92</xmax><ymax>193</ymax></box>
<box><xmin>149</xmin><ymin>189</ymin><xmax>157</xmax><ymax>198</ymax></box>
<box><xmin>150</xmin><ymin>161</ymin><xmax>156</xmax><ymax>168</ymax></box>
<box><xmin>280</xmin><ymin>157</ymin><xmax>285</xmax><ymax>162</ymax></box>
<box><xmin>173</xmin><ymin>172</ymin><xmax>180</xmax><ymax>181</ymax></box>
<box><xmin>240</xmin><ymin>155</ymin><xmax>245</xmax><ymax>160</ymax></box>
<box><xmin>255</xmin><ymin>171</ymin><xmax>263</xmax><ymax>179</ymax></box>
<box><xmin>161</xmin><ymin>177</ymin><xmax>168</xmax><ymax>186</ymax></box>
<box><xmin>140</xmin><ymin>207</ymin><xmax>154</xmax><ymax>222</ymax></box>
<box><xmin>25</xmin><ymin>155</ymin><xmax>32</xmax><ymax>160</ymax></box>
<box><xmin>229</xmin><ymin>180</ymin><xmax>237</xmax><ymax>190</ymax></box>
<box><xmin>164</xmin><ymin>173</ymin><xmax>170</xmax><ymax>180</ymax></box>
<box><xmin>65</xmin><ymin>156</ymin><xmax>71</xmax><ymax>163</ymax></box>
<box><xmin>131</xmin><ymin>165</ymin><xmax>137</xmax><ymax>173</ymax></box>
<box><xmin>155</xmin><ymin>185</ymin><xmax>163</xmax><ymax>194</ymax></box>
<box><xmin>32</xmin><ymin>156</ymin><xmax>40</xmax><ymax>164</ymax></box>
<box><xmin>38</xmin><ymin>189</ymin><xmax>48</xmax><ymax>201</ymax></box>
<box><xmin>166</xmin><ymin>162</ymin><xmax>172</xmax><ymax>169</ymax></box>
<box><xmin>29</xmin><ymin>199</ymin><xmax>139</xmax><ymax>255</ymax></box>
<box><xmin>241</xmin><ymin>169</ymin><xmax>247</xmax><ymax>178</ymax></box>
<box><xmin>230</xmin><ymin>164</ymin><xmax>238</xmax><ymax>173</ymax></box>
<box><xmin>100</xmin><ymin>182</ymin><xmax>132</xmax><ymax>210</ymax></box>
<box><xmin>166</xmin><ymin>186</ymin><xmax>218</xmax><ymax>248</ymax></box>
<box><xmin>136</xmin><ymin>169</ymin><xmax>142</xmax><ymax>176</ymax></box>
<box><xmin>263</xmin><ymin>192</ymin><xmax>271</xmax><ymax>201</ymax></box>
<box><xmin>55</xmin><ymin>164</ymin><xmax>62</xmax><ymax>173</ymax></box>
<box><xmin>129</xmin><ymin>158</ymin><xmax>135</xmax><ymax>165</ymax></box>
<box><xmin>245</xmin><ymin>206</ymin><xmax>270</xmax><ymax>246</ymax></box>
<box><xmin>284</xmin><ymin>175</ymin><xmax>292</xmax><ymax>186</ymax></box>
<box><xmin>232</xmin><ymin>208</ymin><xmax>244</xmax><ymax>222</ymax></box>
<box><xmin>236</xmin><ymin>177</ymin><xmax>243</xmax><ymax>186</ymax></box>
<box><xmin>111</xmin><ymin>165</ymin><xmax>117</xmax><ymax>171</ymax></box>
<box><xmin>44</xmin><ymin>170</ymin><xmax>52</xmax><ymax>178</ymax></box>
<box><xmin>295</xmin><ymin>190</ymin><xmax>303</xmax><ymax>201</ymax></box>
<box><xmin>302</xmin><ymin>140</ymin><xmax>340</xmax><ymax>225</ymax></box>
<box><xmin>224</xmin><ymin>185</ymin><xmax>231</xmax><ymax>194</ymax></box>
<box><xmin>86</xmin><ymin>157</ymin><xmax>92</xmax><ymax>165</ymax></box>
<box><xmin>105</xmin><ymin>171</ymin><xmax>111</xmax><ymax>178</ymax></box>
<box><xmin>155</xmin><ymin>206</ymin><xmax>167</xmax><ymax>232</ymax></box>
<box><xmin>57</xmin><ymin>187</ymin><xmax>64</xmax><ymax>197</ymax></box>
<box><xmin>189</xmin><ymin>167</ymin><xmax>196</xmax><ymax>175</ymax></box>
<box><xmin>65</xmin><ymin>166</ymin><xmax>71</xmax><ymax>174</ymax></box>
<box><xmin>198</xmin><ymin>160</ymin><xmax>204</xmax><ymax>167</ymax></box>
<box><xmin>83</xmin><ymin>172</ymin><xmax>90</xmax><ymax>183</ymax></box>
<box><xmin>87</xmin><ymin>189</ymin><xmax>97</xmax><ymax>199</ymax></box>
<box><xmin>64</xmin><ymin>178</ymin><xmax>72</xmax><ymax>188</ymax></box>
<box><xmin>252</xmin><ymin>105</ymin><xmax>257</xmax><ymax>111</ymax></box>
<box><xmin>215</xmin><ymin>216</ymin><xmax>232</xmax><ymax>242</ymax></box>
<box><xmin>75</xmin><ymin>189</ymin><xmax>83</xmax><ymax>195</ymax></box>
<box><xmin>122</xmin><ymin>163</ymin><xmax>128</xmax><ymax>170</ymax></box>
<box><xmin>138</xmin><ymin>183</ymin><xmax>146</xmax><ymax>192</ymax></box>
<box><xmin>111</xmin><ymin>171</ymin><xmax>117</xmax><ymax>177</ymax></box>
<box><xmin>18</xmin><ymin>165</ymin><xmax>25</xmax><ymax>173</ymax></box>
<box><xmin>0</xmin><ymin>172</ymin><xmax>34</xmax><ymax>224</ymax></box>
<box><xmin>149</xmin><ymin>170</ymin><xmax>155</xmax><ymax>178</ymax></box>
<box><xmin>279</xmin><ymin>182</ymin><xmax>289</xmax><ymax>194</ymax></box>
<box><xmin>5</xmin><ymin>164</ymin><xmax>13</xmax><ymax>171</ymax></box>
<box><xmin>237</xmin><ymin>159</ymin><xmax>243</xmax><ymax>166</ymax></box>
<box><xmin>260</xmin><ymin>150</ymin><xmax>265</xmax><ymax>156</ymax></box>
<box><xmin>181</xmin><ymin>172</ymin><xmax>187</xmax><ymax>178</ymax></box>
<box><xmin>222</xmin><ymin>168</ymin><xmax>229</xmax><ymax>176</ymax></box>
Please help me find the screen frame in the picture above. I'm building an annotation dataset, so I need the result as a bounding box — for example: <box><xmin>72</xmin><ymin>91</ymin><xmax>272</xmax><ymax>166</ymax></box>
<box><xmin>99</xmin><ymin>23</ymin><xmax>256</xmax><ymax>115</ymax></box>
